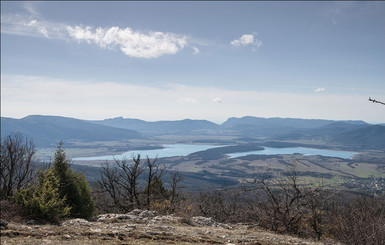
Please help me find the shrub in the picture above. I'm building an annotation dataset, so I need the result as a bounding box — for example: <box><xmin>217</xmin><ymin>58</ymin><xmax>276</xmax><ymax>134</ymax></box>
<box><xmin>14</xmin><ymin>169</ymin><xmax>71</xmax><ymax>221</ymax></box>
<box><xmin>327</xmin><ymin>196</ymin><xmax>385</xmax><ymax>244</ymax></box>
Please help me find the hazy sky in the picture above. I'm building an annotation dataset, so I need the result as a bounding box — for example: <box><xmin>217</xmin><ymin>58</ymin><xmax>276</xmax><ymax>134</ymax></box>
<box><xmin>1</xmin><ymin>1</ymin><xmax>384</xmax><ymax>123</ymax></box>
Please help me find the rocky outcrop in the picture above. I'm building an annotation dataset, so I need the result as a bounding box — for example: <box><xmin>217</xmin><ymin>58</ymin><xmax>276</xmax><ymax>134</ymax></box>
<box><xmin>0</xmin><ymin>211</ymin><xmax>339</xmax><ymax>244</ymax></box>
<box><xmin>62</xmin><ymin>218</ymin><xmax>91</xmax><ymax>226</ymax></box>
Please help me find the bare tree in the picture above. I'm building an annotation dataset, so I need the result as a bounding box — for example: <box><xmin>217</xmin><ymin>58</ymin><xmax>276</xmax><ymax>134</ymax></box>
<box><xmin>198</xmin><ymin>186</ymin><xmax>241</xmax><ymax>223</ymax></box>
<box><xmin>369</xmin><ymin>97</ymin><xmax>385</xmax><ymax>105</ymax></box>
<box><xmin>0</xmin><ymin>133</ymin><xmax>36</xmax><ymax>199</ymax></box>
<box><xmin>98</xmin><ymin>161</ymin><xmax>123</xmax><ymax>211</ymax></box>
<box><xmin>168</xmin><ymin>170</ymin><xmax>184</xmax><ymax>213</ymax></box>
<box><xmin>328</xmin><ymin>196</ymin><xmax>385</xmax><ymax>245</ymax></box>
<box><xmin>98</xmin><ymin>155</ymin><xmax>144</xmax><ymax>212</ymax></box>
<box><xmin>144</xmin><ymin>155</ymin><xmax>166</xmax><ymax>210</ymax></box>
<box><xmin>97</xmin><ymin>154</ymin><xmax>185</xmax><ymax>214</ymax></box>
<box><xmin>247</xmin><ymin>166</ymin><xmax>323</xmax><ymax>234</ymax></box>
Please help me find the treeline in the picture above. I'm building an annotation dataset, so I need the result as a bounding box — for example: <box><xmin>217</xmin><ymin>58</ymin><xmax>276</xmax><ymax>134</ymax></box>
<box><xmin>1</xmin><ymin>133</ymin><xmax>384</xmax><ymax>244</ymax></box>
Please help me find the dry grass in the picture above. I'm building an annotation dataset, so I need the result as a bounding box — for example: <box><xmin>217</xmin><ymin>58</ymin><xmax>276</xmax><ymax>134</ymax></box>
<box><xmin>1</xmin><ymin>215</ymin><xmax>339</xmax><ymax>245</ymax></box>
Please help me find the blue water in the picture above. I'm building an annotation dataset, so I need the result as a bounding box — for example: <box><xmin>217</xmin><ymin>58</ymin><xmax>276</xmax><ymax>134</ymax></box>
<box><xmin>227</xmin><ymin>147</ymin><xmax>357</xmax><ymax>159</ymax></box>
<box><xmin>74</xmin><ymin>144</ymin><xmax>357</xmax><ymax>161</ymax></box>
<box><xmin>73</xmin><ymin>144</ymin><xmax>224</xmax><ymax>161</ymax></box>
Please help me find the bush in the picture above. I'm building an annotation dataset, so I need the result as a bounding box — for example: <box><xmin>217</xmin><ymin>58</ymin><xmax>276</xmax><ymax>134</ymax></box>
<box><xmin>327</xmin><ymin>196</ymin><xmax>385</xmax><ymax>244</ymax></box>
<box><xmin>14</xmin><ymin>169</ymin><xmax>71</xmax><ymax>221</ymax></box>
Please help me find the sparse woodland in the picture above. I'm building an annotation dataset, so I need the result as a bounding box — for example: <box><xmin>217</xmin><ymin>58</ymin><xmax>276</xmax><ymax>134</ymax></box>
<box><xmin>1</xmin><ymin>134</ymin><xmax>385</xmax><ymax>244</ymax></box>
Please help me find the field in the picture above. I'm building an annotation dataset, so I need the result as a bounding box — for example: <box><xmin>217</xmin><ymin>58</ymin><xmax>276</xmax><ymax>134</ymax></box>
<box><xmin>34</xmin><ymin>136</ymin><xmax>385</xmax><ymax>194</ymax></box>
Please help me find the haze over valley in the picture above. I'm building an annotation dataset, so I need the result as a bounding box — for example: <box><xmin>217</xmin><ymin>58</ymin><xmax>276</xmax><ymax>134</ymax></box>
<box><xmin>2</xmin><ymin>114</ymin><xmax>384</xmax><ymax>193</ymax></box>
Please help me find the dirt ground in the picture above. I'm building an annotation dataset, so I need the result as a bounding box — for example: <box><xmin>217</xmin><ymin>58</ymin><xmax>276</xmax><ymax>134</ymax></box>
<box><xmin>1</xmin><ymin>212</ymin><xmax>339</xmax><ymax>245</ymax></box>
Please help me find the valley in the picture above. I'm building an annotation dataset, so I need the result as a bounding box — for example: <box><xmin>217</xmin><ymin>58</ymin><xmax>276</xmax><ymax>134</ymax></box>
<box><xmin>2</xmin><ymin>115</ymin><xmax>385</xmax><ymax>194</ymax></box>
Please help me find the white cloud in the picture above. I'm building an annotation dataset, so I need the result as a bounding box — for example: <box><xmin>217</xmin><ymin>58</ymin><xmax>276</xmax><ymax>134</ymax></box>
<box><xmin>231</xmin><ymin>34</ymin><xmax>263</xmax><ymax>48</ymax></box>
<box><xmin>178</xmin><ymin>97</ymin><xmax>198</xmax><ymax>104</ymax></box>
<box><xmin>1</xmin><ymin>14</ymin><xmax>67</xmax><ymax>39</ymax></box>
<box><xmin>212</xmin><ymin>98</ymin><xmax>222</xmax><ymax>103</ymax></box>
<box><xmin>2</xmin><ymin>74</ymin><xmax>382</xmax><ymax>123</ymax></box>
<box><xmin>23</xmin><ymin>2</ymin><xmax>41</xmax><ymax>18</ymax></box>
<box><xmin>314</xmin><ymin>88</ymin><xmax>326</xmax><ymax>92</ymax></box>
<box><xmin>192</xmin><ymin>47</ymin><xmax>200</xmax><ymax>55</ymax></box>
<box><xmin>1</xmin><ymin>14</ymin><xmax>189</xmax><ymax>58</ymax></box>
<box><xmin>66</xmin><ymin>25</ymin><xmax>188</xmax><ymax>58</ymax></box>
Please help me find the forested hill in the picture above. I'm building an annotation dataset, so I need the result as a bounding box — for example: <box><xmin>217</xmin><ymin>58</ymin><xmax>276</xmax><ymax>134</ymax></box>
<box><xmin>2</xmin><ymin>115</ymin><xmax>383</xmax><ymax>149</ymax></box>
<box><xmin>1</xmin><ymin>115</ymin><xmax>143</xmax><ymax>147</ymax></box>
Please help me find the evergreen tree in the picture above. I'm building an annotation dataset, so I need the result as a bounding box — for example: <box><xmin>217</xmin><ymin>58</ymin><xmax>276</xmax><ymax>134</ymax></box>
<box><xmin>148</xmin><ymin>176</ymin><xmax>168</xmax><ymax>200</ymax></box>
<box><xmin>52</xmin><ymin>141</ymin><xmax>95</xmax><ymax>218</ymax></box>
<box><xmin>14</xmin><ymin>168</ymin><xmax>71</xmax><ymax>221</ymax></box>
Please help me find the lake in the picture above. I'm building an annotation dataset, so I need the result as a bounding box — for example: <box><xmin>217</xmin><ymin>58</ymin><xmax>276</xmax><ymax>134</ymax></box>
<box><xmin>74</xmin><ymin>144</ymin><xmax>357</xmax><ymax>161</ymax></box>
<box><xmin>73</xmin><ymin>144</ymin><xmax>224</xmax><ymax>161</ymax></box>
<box><xmin>227</xmin><ymin>147</ymin><xmax>357</xmax><ymax>159</ymax></box>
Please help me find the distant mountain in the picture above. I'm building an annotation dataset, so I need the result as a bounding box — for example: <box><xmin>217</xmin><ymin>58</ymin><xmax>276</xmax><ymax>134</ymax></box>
<box><xmin>276</xmin><ymin>122</ymin><xmax>369</xmax><ymax>140</ymax></box>
<box><xmin>333</xmin><ymin>125</ymin><xmax>385</xmax><ymax>150</ymax></box>
<box><xmin>221</xmin><ymin>116</ymin><xmax>368</xmax><ymax>137</ymax></box>
<box><xmin>93</xmin><ymin>117</ymin><xmax>219</xmax><ymax>134</ymax></box>
<box><xmin>1</xmin><ymin>115</ymin><xmax>143</xmax><ymax>147</ymax></box>
<box><xmin>2</xmin><ymin>115</ymin><xmax>382</xmax><ymax>150</ymax></box>
<box><xmin>222</xmin><ymin>116</ymin><xmax>366</xmax><ymax>129</ymax></box>
<box><xmin>316</xmin><ymin>122</ymin><xmax>369</xmax><ymax>133</ymax></box>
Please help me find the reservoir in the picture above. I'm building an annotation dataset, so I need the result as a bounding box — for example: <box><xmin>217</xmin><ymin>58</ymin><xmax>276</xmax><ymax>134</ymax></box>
<box><xmin>74</xmin><ymin>144</ymin><xmax>357</xmax><ymax>161</ymax></box>
<box><xmin>227</xmin><ymin>147</ymin><xmax>357</xmax><ymax>159</ymax></box>
<box><xmin>73</xmin><ymin>144</ymin><xmax>224</xmax><ymax>161</ymax></box>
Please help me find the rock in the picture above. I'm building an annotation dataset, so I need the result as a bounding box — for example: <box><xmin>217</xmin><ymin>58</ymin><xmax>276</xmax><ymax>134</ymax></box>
<box><xmin>62</xmin><ymin>218</ymin><xmax>91</xmax><ymax>226</ymax></box>
<box><xmin>26</xmin><ymin>219</ymin><xmax>37</xmax><ymax>225</ymax></box>
<box><xmin>152</xmin><ymin>215</ymin><xmax>180</xmax><ymax>223</ymax></box>
<box><xmin>96</xmin><ymin>213</ymin><xmax>139</xmax><ymax>222</ymax></box>
<box><xmin>139</xmin><ymin>210</ymin><xmax>157</xmax><ymax>218</ymax></box>
<box><xmin>123</xmin><ymin>224</ymin><xmax>136</xmax><ymax>230</ymax></box>
<box><xmin>191</xmin><ymin>216</ymin><xmax>216</xmax><ymax>226</ymax></box>
<box><xmin>128</xmin><ymin>209</ymin><xmax>142</xmax><ymax>215</ymax></box>
<box><xmin>117</xmin><ymin>214</ymin><xmax>136</xmax><ymax>220</ymax></box>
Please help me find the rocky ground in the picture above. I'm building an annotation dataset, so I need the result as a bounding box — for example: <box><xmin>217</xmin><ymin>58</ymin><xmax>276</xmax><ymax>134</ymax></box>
<box><xmin>1</xmin><ymin>210</ymin><xmax>339</xmax><ymax>245</ymax></box>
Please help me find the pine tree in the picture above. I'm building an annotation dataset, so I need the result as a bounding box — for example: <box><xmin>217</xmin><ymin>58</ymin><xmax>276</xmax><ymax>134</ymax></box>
<box><xmin>14</xmin><ymin>169</ymin><xmax>71</xmax><ymax>221</ymax></box>
<box><xmin>52</xmin><ymin>141</ymin><xmax>95</xmax><ymax>218</ymax></box>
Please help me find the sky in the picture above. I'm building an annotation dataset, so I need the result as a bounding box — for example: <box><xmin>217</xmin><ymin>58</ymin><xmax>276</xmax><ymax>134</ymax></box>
<box><xmin>1</xmin><ymin>1</ymin><xmax>384</xmax><ymax>124</ymax></box>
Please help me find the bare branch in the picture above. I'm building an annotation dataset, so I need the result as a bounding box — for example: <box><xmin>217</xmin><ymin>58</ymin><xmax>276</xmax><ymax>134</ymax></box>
<box><xmin>369</xmin><ymin>97</ymin><xmax>385</xmax><ymax>106</ymax></box>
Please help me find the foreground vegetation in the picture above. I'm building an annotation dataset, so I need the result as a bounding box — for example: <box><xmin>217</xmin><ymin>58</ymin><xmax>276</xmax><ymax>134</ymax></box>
<box><xmin>1</xmin><ymin>133</ymin><xmax>384</xmax><ymax>244</ymax></box>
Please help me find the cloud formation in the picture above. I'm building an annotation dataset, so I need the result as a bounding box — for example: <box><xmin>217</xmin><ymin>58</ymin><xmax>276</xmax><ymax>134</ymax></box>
<box><xmin>231</xmin><ymin>34</ymin><xmax>263</xmax><ymax>48</ymax></box>
<box><xmin>66</xmin><ymin>26</ymin><xmax>187</xmax><ymax>58</ymax></box>
<box><xmin>1</xmin><ymin>14</ymin><xmax>189</xmax><ymax>58</ymax></box>
<box><xmin>314</xmin><ymin>88</ymin><xmax>326</xmax><ymax>92</ymax></box>
<box><xmin>1</xmin><ymin>14</ymin><xmax>66</xmax><ymax>39</ymax></box>
<box><xmin>192</xmin><ymin>47</ymin><xmax>200</xmax><ymax>55</ymax></box>
<box><xmin>212</xmin><ymin>98</ymin><xmax>222</xmax><ymax>103</ymax></box>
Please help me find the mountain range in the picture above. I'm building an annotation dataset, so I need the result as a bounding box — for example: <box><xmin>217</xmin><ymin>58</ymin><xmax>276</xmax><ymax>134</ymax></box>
<box><xmin>1</xmin><ymin>115</ymin><xmax>143</xmax><ymax>147</ymax></box>
<box><xmin>92</xmin><ymin>117</ymin><xmax>219</xmax><ymax>134</ymax></box>
<box><xmin>1</xmin><ymin>115</ymin><xmax>384</xmax><ymax>150</ymax></box>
